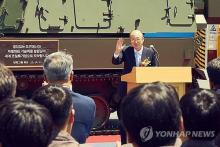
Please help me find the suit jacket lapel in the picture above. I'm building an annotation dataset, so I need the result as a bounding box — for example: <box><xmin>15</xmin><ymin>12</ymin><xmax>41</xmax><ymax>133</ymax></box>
<box><xmin>130</xmin><ymin>47</ymin><xmax>136</xmax><ymax>66</ymax></box>
<box><xmin>141</xmin><ymin>47</ymin><xmax>147</xmax><ymax>62</ymax></box>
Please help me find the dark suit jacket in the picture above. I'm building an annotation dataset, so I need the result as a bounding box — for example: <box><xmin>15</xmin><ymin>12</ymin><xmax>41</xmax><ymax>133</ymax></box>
<box><xmin>68</xmin><ymin>90</ymin><xmax>96</xmax><ymax>144</ymax></box>
<box><xmin>112</xmin><ymin>46</ymin><xmax>159</xmax><ymax>74</ymax></box>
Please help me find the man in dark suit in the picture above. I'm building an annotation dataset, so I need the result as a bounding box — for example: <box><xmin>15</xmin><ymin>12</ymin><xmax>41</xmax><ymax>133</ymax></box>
<box><xmin>111</xmin><ymin>30</ymin><xmax>159</xmax><ymax>110</ymax></box>
<box><xmin>111</xmin><ymin>30</ymin><xmax>159</xmax><ymax>144</ymax></box>
<box><xmin>43</xmin><ymin>51</ymin><xmax>96</xmax><ymax>143</ymax></box>
<box><xmin>112</xmin><ymin>30</ymin><xmax>159</xmax><ymax>75</ymax></box>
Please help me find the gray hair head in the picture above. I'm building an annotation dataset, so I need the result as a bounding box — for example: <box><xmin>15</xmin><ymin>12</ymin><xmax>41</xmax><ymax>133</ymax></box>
<box><xmin>43</xmin><ymin>52</ymin><xmax>73</xmax><ymax>81</ymax></box>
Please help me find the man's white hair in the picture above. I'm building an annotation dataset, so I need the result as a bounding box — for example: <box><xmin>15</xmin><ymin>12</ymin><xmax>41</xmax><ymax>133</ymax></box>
<box><xmin>43</xmin><ymin>51</ymin><xmax>73</xmax><ymax>81</ymax></box>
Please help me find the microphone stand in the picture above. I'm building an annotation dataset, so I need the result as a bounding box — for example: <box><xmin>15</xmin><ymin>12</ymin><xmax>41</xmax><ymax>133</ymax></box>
<box><xmin>150</xmin><ymin>45</ymin><xmax>160</xmax><ymax>66</ymax></box>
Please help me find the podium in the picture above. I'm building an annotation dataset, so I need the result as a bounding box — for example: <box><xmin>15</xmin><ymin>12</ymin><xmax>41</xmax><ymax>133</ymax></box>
<box><xmin>121</xmin><ymin>67</ymin><xmax>192</xmax><ymax>98</ymax></box>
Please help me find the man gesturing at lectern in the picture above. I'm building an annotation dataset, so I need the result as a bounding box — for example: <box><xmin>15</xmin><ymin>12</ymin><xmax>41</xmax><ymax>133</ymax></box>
<box><xmin>111</xmin><ymin>30</ymin><xmax>159</xmax><ymax>144</ymax></box>
<box><xmin>112</xmin><ymin>30</ymin><xmax>159</xmax><ymax>75</ymax></box>
<box><xmin>111</xmin><ymin>30</ymin><xmax>159</xmax><ymax>106</ymax></box>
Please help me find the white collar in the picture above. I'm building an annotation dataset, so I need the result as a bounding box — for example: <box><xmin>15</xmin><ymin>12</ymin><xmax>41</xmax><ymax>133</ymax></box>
<box><xmin>62</xmin><ymin>83</ymin><xmax>72</xmax><ymax>91</ymax></box>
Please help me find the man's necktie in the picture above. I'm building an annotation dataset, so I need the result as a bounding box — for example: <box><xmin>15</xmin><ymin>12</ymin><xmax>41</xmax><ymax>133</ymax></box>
<box><xmin>135</xmin><ymin>52</ymin><xmax>141</xmax><ymax>66</ymax></box>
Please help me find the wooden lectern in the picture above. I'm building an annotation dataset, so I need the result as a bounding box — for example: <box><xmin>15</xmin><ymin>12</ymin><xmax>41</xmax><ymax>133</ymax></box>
<box><xmin>121</xmin><ymin>67</ymin><xmax>192</xmax><ymax>98</ymax></box>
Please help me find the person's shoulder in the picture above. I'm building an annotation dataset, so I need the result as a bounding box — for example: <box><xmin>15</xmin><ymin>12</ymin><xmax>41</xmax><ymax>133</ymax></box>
<box><xmin>122</xmin><ymin>46</ymin><xmax>134</xmax><ymax>55</ymax></box>
<box><xmin>144</xmin><ymin>46</ymin><xmax>155</xmax><ymax>56</ymax></box>
<box><xmin>71</xmin><ymin>91</ymin><xmax>87</xmax><ymax>98</ymax></box>
<box><xmin>144</xmin><ymin>46</ymin><xmax>153</xmax><ymax>51</ymax></box>
<box><xmin>123</xmin><ymin>46</ymin><xmax>132</xmax><ymax>51</ymax></box>
<box><xmin>72</xmin><ymin>92</ymin><xmax>92</xmax><ymax>100</ymax></box>
<box><xmin>49</xmin><ymin>131</ymin><xmax>80</xmax><ymax>147</ymax></box>
<box><xmin>71</xmin><ymin>92</ymin><xmax>95</xmax><ymax>106</ymax></box>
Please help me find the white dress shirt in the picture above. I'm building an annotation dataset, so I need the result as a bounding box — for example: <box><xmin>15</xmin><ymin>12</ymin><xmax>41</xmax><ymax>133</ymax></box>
<box><xmin>134</xmin><ymin>47</ymin><xmax>143</xmax><ymax>66</ymax></box>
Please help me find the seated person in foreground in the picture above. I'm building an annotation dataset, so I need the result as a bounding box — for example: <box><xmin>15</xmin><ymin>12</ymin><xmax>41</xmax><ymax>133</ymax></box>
<box><xmin>207</xmin><ymin>57</ymin><xmax>220</xmax><ymax>94</ymax></box>
<box><xmin>120</xmin><ymin>82</ymin><xmax>182</xmax><ymax>147</ymax></box>
<box><xmin>180</xmin><ymin>89</ymin><xmax>220</xmax><ymax>147</ymax></box>
<box><xmin>0</xmin><ymin>97</ymin><xmax>54</xmax><ymax>147</ymax></box>
<box><xmin>32</xmin><ymin>84</ymin><xmax>89</xmax><ymax>147</ymax></box>
<box><xmin>0</xmin><ymin>63</ymin><xmax>17</xmax><ymax>101</ymax></box>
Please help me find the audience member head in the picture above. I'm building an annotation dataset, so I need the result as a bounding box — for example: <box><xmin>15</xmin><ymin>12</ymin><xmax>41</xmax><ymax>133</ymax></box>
<box><xmin>0</xmin><ymin>63</ymin><xmax>17</xmax><ymax>101</ymax></box>
<box><xmin>121</xmin><ymin>82</ymin><xmax>181</xmax><ymax>147</ymax></box>
<box><xmin>43</xmin><ymin>51</ymin><xmax>73</xmax><ymax>83</ymax></box>
<box><xmin>0</xmin><ymin>97</ymin><xmax>53</xmax><ymax>147</ymax></box>
<box><xmin>130</xmin><ymin>30</ymin><xmax>144</xmax><ymax>51</ymax></box>
<box><xmin>31</xmin><ymin>84</ymin><xmax>73</xmax><ymax>132</ymax></box>
<box><xmin>180</xmin><ymin>89</ymin><xmax>220</xmax><ymax>140</ymax></box>
<box><xmin>207</xmin><ymin>57</ymin><xmax>220</xmax><ymax>89</ymax></box>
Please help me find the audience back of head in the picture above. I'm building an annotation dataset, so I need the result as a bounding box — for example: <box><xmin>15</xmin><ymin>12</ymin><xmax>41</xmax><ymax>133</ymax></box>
<box><xmin>120</xmin><ymin>82</ymin><xmax>181</xmax><ymax>147</ymax></box>
<box><xmin>0</xmin><ymin>63</ymin><xmax>17</xmax><ymax>101</ymax></box>
<box><xmin>0</xmin><ymin>97</ymin><xmax>53</xmax><ymax>147</ymax></box>
<box><xmin>31</xmin><ymin>84</ymin><xmax>73</xmax><ymax>131</ymax></box>
<box><xmin>43</xmin><ymin>51</ymin><xmax>73</xmax><ymax>82</ymax></box>
<box><xmin>180</xmin><ymin>88</ymin><xmax>220</xmax><ymax>140</ymax></box>
<box><xmin>207</xmin><ymin>57</ymin><xmax>220</xmax><ymax>89</ymax></box>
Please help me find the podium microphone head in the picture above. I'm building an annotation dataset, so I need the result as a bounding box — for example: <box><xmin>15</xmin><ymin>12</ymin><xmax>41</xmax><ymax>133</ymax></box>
<box><xmin>150</xmin><ymin>45</ymin><xmax>154</xmax><ymax>48</ymax></box>
<box><xmin>150</xmin><ymin>45</ymin><xmax>158</xmax><ymax>54</ymax></box>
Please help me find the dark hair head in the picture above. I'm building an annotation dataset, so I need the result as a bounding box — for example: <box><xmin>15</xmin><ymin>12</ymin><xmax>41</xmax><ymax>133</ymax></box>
<box><xmin>31</xmin><ymin>84</ymin><xmax>72</xmax><ymax>130</ymax></box>
<box><xmin>180</xmin><ymin>89</ymin><xmax>220</xmax><ymax>140</ymax></box>
<box><xmin>0</xmin><ymin>63</ymin><xmax>17</xmax><ymax>101</ymax></box>
<box><xmin>121</xmin><ymin>82</ymin><xmax>181</xmax><ymax>147</ymax></box>
<box><xmin>207</xmin><ymin>57</ymin><xmax>220</xmax><ymax>86</ymax></box>
<box><xmin>0</xmin><ymin>97</ymin><xmax>53</xmax><ymax>147</ymax></box>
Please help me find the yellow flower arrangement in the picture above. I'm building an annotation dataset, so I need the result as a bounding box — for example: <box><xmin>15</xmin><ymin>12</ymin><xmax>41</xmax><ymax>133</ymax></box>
<box><xmin>140</xmin><ymin>58</ymin><xmax>151</xmax><ymax>67</ymax></box>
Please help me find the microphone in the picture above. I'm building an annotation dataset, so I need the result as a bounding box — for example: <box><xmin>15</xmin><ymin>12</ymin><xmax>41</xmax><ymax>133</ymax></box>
<box><xmin>150</xmin><ymin>45</ymin><xmax>158</xmax><ymax>54</ymax></box>
<box><xmin>150</xmin><ymin>45</ymin><xmax>160</xmax><ymax>66</ymax></box>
